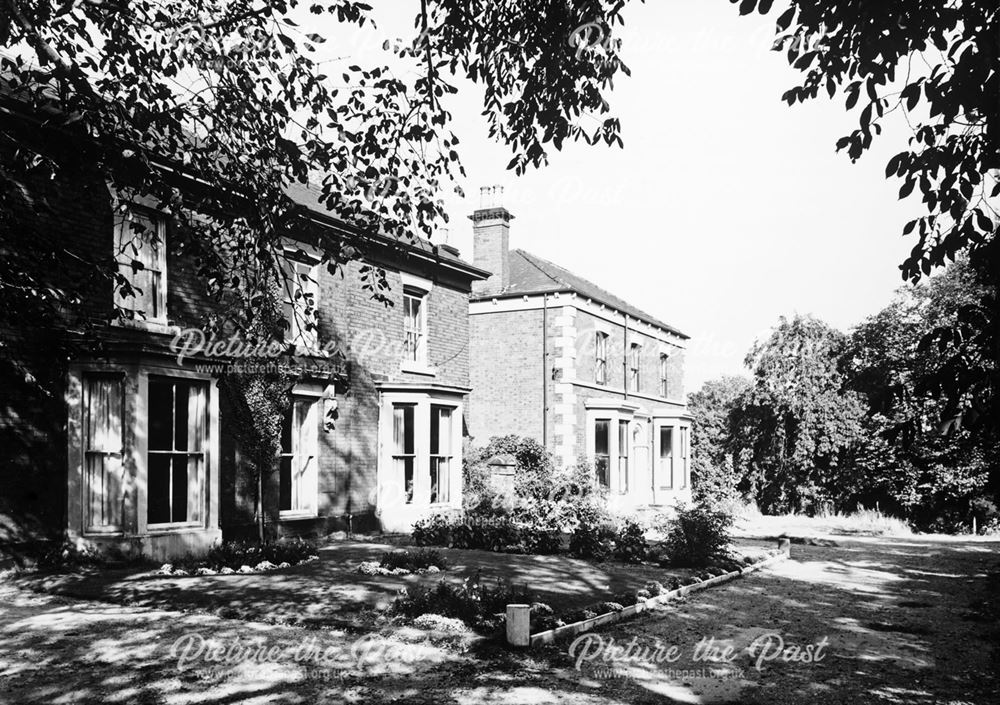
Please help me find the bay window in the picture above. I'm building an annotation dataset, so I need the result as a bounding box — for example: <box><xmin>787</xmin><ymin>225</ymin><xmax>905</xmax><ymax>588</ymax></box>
<box><xmin>147</xmin><ymin>378</ymin><xmax>207</xmax><ymax>526</ymax></box>
<box><xmin>280</xmin><ymin>397</ymin><xmax>319</xmax><ymax>516</ymax></box>
<box><xmin>659</xmin><ymin>426</ymin><xmax>674</xmax><ymax>489</ymax></box>
<box><xmin>429</xmin><ymin>405</ymin><xmax>453</xmax><ymax>504</ymax></box>
<box><xmin>83</xmin><ymin>375</ymin><xmax>125</xmax><ymax>532</ymax></box>
<box><xmin>618</xmin><ymin>420</ymin><xmax>629</xmax><ymax>494</ymax></box>
<box><xmin>392</xmin><ymin>404</ymin><xmax>416</xmax><ymax>504</ymax></box>
<box><xmin>594</xmin><ymin>419</ymin><xmax>610</xmax><ymax>487</ymax></box>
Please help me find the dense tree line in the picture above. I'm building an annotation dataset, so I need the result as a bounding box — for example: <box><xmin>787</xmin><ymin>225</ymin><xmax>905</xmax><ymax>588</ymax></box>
<box><xmin>691</xmin><ymin>260</ymin><xmax>999</xmax><ymax>533</ymax></box>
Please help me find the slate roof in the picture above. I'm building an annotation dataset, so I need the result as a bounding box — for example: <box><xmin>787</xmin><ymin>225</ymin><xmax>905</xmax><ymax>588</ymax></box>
<box><xmin>474</xmin><ymin>248</ymin><xmax>688</xmax><ymax>339</ymax></box>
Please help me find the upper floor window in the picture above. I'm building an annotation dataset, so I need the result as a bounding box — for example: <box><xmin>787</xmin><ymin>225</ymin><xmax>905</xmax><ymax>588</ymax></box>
<box><xmin>281</xmin><ymin>252</ymin><xmax>320</xmax><ymax>350</ymax></box>
<box><xmin>595</xmin><ymin>331</ymin><xmax>609</xmax><ymax>385</ymax></box>
<box><xmin>659</xmin><ymin>353</ymin><xmax>670</xmax><ymax>398</ymax></box>
<box><xmin>114</xmin><ymin>208</ymin><xmax>167</xmax><ymax>322</ymax></box>
<box><xmin>403</xmin><ymin>287</ymin><xmax>427</xmax><ymax>363</ymax></box>
<box><xmin>628</xmin><ymin>343</ymin><xmax>641</xmax><ymax>392</ymax></box>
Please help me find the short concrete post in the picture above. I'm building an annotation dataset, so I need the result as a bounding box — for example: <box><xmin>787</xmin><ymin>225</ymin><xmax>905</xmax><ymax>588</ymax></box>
<box><xmin>506</xmin><ymin>604</ymin><xmax>531</xmax><ymax>647</ymax></box>
<box><xmin>778</xmin><ymin>538</ymin><xmax>791</xmax><ymax>556</ymax></box>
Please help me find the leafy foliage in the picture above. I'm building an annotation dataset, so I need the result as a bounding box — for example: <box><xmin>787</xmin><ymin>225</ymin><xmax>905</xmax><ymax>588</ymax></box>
<box><xmin>731</xmin><ymin>314</ymin><xmax>867</xmax><ymax>513</ymax></box>
<box><xmin>661</xmin><ymin>504</ymin><xmax>734</xmax><ymax>568</ymax></box>
<box><xmin>392</xmin><ymin>574</ymin><xmax>533</xmax><ymax>634</ymax></box>
<box><xmin>173</xmin><ymin>537</ymin><xmax>317</xmax><ymax>572</ymax></box>
<box><xmin>612</xmin><ymin>518</ymin><xmax>648</xmax><ymax>564</ymax></box>
<box><xmin>568</xmin><ymin>500</ymin><xmax>616</xmax><ymax>560</ymax></box>
<box><xmin>734</xmin><ymin>0</ymin><xmax>1000</xmax><ymax>433</ymax></box>
<box><xmin>378</xmin><ymin>548</ymin><xmax>448</xmax><ymax>572</ymax></box>
<box><xmin>0</xmin><ymin>0</ymin><xmax>636</xmax><ymax>342</ymax></box>
<box><xmin>689</xmin><ymin>375</ymin><xmax>751</xmax><ymax>508</ymax></box>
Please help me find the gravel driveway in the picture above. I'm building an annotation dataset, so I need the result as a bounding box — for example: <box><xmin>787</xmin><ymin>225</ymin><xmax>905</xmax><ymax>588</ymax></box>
<box><xmin>1</xmin><ymin>535</ymin><xmax>997</xmax><ymax>704</ymax></box>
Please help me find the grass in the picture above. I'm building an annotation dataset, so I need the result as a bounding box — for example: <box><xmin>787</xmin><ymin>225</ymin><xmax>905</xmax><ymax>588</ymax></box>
<box><xmin>737</xmin><ymin>505</ymin><xmax>913</xmax><ymax>537</ymax></box>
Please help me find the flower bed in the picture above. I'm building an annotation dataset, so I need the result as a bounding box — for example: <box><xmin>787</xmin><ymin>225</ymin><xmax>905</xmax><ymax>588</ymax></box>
<box><xmin>158</xmin><ymin>538</ymin><xmax>319</xmax><ymax>576</ymax></box>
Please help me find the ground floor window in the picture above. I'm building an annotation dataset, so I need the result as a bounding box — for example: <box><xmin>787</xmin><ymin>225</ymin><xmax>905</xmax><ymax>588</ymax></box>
<box><xmin>594</xmin><ymin>419</ymin><xmax>611</xmax><ymax>488</ymax></box>
<box><xmin>280</xmin><ymin>396</ymin><xmax>319</xmax><ymax>516</ymax></box>
<box><xmin>430</xmin><ymin>405</ymin><xmax>453</xmax><ymax>504</ymax></box>
<box><xmin>147</xmin><ymin>377</ymin><xmax>207</xmax><ymax>526</ymax></box>
<box><xmin>83</xmin><ymin>375</ymin><xmax>125</xmax><ymax>531</ymax></box>
<box><xmin>618</xmin><ymin>420</ymin><xmax>629</xmax><ymax>494</ymax></box>
<box><xmin>392</xmin><ymin>404</ymin><xmax>416</xmax><ymax>504</ymax></box>
<box><xmin>659</xmin><ymin>426</ymin><xmax>674</xmax><ymax>490</ymax></box>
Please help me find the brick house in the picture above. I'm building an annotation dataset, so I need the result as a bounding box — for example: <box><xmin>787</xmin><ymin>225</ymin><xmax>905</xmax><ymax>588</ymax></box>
<box><xmin>467</xmin><ymin>188</ymin><xmax>692</xmax><ymax>511</ymax></box>
<box><xmin>0</xmin><ymin>114</ymin><xmax>486</xmax><ymax>559</ymax></box>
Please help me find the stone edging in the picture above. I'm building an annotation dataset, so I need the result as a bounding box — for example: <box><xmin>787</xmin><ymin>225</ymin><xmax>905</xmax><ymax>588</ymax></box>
<box><xmin>526</xmin><ymin>548</ymin><xmax>789</xmax><ymax>647</ymax></box>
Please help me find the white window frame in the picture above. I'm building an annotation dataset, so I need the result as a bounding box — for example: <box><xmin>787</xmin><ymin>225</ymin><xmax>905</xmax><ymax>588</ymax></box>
<box><xmin>628</xmin><ymin>342</ymin><xmax>641</xmax><ymax>393</ymax></box>
<box><xmin>595</xmin><ymin>331</ymin><xmax>609</xmax><ymax>385</ymax></box>
<box><xmin>145</xmin><ymin>376</ymin><xmax>209</xmax><ymax>530</ymax></box>
<box><xmin>279</xmin><ymin>389</ymin><xmax>321</xmax><ymax>518</ymax></box>
<box><xmin>82</xmin><ymin>374</ymin><xmax>126</xmax><ymax>533</ymax></box>
<box><xmin>403</xmin><ymin>288</ymin><xmax>428</xmax><ymax>365</ymax></box>
<box><xmin>114</xmin><ymin>207</ymin><xmax>167</xmax><ymax>324</ymax></box>
<box><xmin>429</xmin><ymin>404</ymin><xmax>455</xmax><ymax>505</ymax></box>
<box><xmin>281</xmin><ymin>249</ymin><xmax>321</xmax><ymax>351</ymax></box>
<box><xmin>659</xmin><ymin>353</ymin><xmax>670</xmax><ymax>399</ymax></box>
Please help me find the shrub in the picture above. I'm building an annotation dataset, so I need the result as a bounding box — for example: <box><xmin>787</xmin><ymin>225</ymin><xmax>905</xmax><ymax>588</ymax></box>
<box><xmin>613</xmin><ymin>519</ymin><xmax>648</xmax><ymax>563</ymax></box>
<box><xmin>412</xmin><ymin>513</ymin><xmax>453</xmax><ymax>547</ymax></box>
<box><xmin>661</xmin><ymin>504</ymin><xmax>734</xmax><ymax>568</ymax></box>
<box><xmin>379</xmin><ymin>548</ymin><xmax>448</xmax><ymax>572</ymax></box>
<box><xmin>569</xmin><ymin>502</ymin><xmax>616</xmax><ymax>560</ymax></box>
<box><xmin>393</xmin><ymin>574</ymin><xmax>533</xmax><ymax>633</ymax></box>
<box><xmin>175</xmin><ymin>538</ymin><xmax>317</xmax><ymax>572</ymax></box>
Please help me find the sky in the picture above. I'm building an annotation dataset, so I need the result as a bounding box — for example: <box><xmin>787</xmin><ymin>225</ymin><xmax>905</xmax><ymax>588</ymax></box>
<box><xmin>323</xmin><ymin>1</ymin><xmax>921</xmax><ymax>391</ymax></box>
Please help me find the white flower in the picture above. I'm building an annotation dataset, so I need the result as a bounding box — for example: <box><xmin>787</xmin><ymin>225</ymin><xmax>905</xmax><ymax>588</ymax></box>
<box><xmin>277</xmin><ymin>562</ymin><xmax>291</xmax><ymax>569</ymax></box>
<box><xmin>219</xmin><ymin>567</ymin><xmax>235</xmax><ymax>575</ymax></box>
<box><xmin>238</xmin><ymin>564</ymin><xmax>255</xmax><ymax>574</ymax></box>
<box><xmin>255</xmin><ymin>561</ymin><xmax>277</xmax><ymax>571</ymax></box>
<box><xmin>158</xmin><ymin>563</ymin><xmax>174</xmax><ymax>575</ymax></box>
<box><xmin>358</xmin><ymin>561</ymin><xmax>381</xmax><ymax>575</ymax></box>
<box><xmin>196</xmin><ymin>567</ymin><xmax>218</xmax><ymax>576</ymax></box>
<box><xmin>426</xmin><ymin>566</ymin><xmax>441</xmax><ymax>574</ymax></box>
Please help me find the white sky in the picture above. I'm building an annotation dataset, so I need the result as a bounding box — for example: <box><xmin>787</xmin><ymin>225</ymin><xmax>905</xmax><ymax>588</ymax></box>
<box><xmin>321</xmin><ymin>1</ymin><xmax>921</xmax><ymax>391</ymax></box>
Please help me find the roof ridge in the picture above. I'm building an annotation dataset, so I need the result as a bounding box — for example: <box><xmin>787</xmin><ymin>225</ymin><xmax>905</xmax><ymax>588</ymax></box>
<box><xmin>514</xmin><ymin>249</ymin><xmax>570</xmax><ymax>288</ymax></box>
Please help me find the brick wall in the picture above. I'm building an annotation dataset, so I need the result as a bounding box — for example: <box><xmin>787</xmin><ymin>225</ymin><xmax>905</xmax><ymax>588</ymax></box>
<box><xmin>468</xmin><ymin>308</ymin><xmax>546</xmax><ymax>444</ymax></box>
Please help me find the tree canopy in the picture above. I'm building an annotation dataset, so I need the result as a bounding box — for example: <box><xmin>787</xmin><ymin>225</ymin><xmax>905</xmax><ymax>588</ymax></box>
<box><xmin>733</xmin><ymin>0</ymin><xmax>1000</xmax><ymax>430</ymax></box>
<box><xmin>0</xmin><ymin>0</ymin><xmax>635</xmax><ymax>334</ymax></box>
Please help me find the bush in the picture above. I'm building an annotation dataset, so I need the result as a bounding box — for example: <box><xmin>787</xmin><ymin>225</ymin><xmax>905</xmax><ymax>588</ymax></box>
<box><xmin>393</xmin><ymin>574</ymin><xmax>532</xmax><ymax>633</ymax></box>
<box><xmin>176</xmin><ymin>538</ymin><xmax>317</xmax><ymax>572</ymax></box>
<box><xmin>661</xmin><ymin>504</ymin><xmax>734</xmax><ymax>568</ymax></box>
<box><xmin>379</xmin><ymin>548</ymin><xmax>448</xmax><ymax>572</ymax></box>
<box><xmin>569</xmin><ymin>502</ymin><xmax>616</xmax><ymax>560</ymax></box>
<box><xmin>613</xmin><ymin>519</ymin><xmax>648</xmax><ymax>563</ymax></box>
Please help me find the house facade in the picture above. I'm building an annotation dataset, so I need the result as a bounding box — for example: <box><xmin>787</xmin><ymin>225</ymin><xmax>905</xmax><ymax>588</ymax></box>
<box><xmin>467</xmin><ymin>189</ymin><xmax>692</xmax><ymax>511</ymax></box>
<box><xmin>0</xmin><ymin>121</ymin><xmax>486</xmax><ymax>560</ymax></box>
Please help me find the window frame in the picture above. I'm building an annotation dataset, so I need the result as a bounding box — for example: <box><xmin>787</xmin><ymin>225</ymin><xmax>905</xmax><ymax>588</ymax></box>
<box><xmin>146</xmin><ymin>376</ymin><xmax>208</xmax><ymax>530</ymax></box>
<box><xmin>618</xmin><ymin>419</ymin><xmax>629</xmax><ymax>495</ymax></box>
<box><xmin>279</xmin><ymin>395</ymin><xmax>320</xmax><ymax>518</ymax></box>
<box><xmin>594</xmin><ymin>418</ymin><xmax>611</xmax><ymax>487</ymax></box>
<box><xmin>82</xmin><ymin>374</ymin><xmax>126</xmax><ymax>533</ymax></box>
<box><xmin>403</xmin><ymin>287</ymin><xmax>430</xmax><ymax>365</ymax></box>
<box><xmin>392</xmin><ymin>403</ymin><xmax>417</xmax><ymax>504</ymax></box>
<box><xmin>595</xmin><ymin>331</ymin><xmax>609</xmax><ymax>386</ymax></box>
<box><xmin>628</xmin><ymin>343</ymin><xmax>641</xmax><ymax>393</ymax></box>
<box><xmin>429</xmin><ymin>404</ymin><xmax>454</xmax><ymax>505</ymax></box>
<box><xmin>659</xmin><ymin>353</ymin><xmax>670</xmax><ymax>398</ymax></box>
<box><xmin>281</xmin><ymin>250</ymin><xmax>321</xmax><ymax>351</ymax></box>
<box><xmin>114</xmin><ymin>207</ymin><xmax>168</xmax><ymax>324</ymax></box>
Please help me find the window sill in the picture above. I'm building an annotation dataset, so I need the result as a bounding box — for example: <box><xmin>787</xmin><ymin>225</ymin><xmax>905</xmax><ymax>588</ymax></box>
<box><xmin>113</xmin><ymin>318</ymin><xmax>179</xmax><ymax>335</ymax></box>
<box><xmin>279</xmin><ymin>511</ymin><xmax>318</xmax><ymax>521</ymax></box>
<box><xmin>401</xmin><ymin>361</ymin><xmax>437</xmax><ymax>377</ymax></box>
<box><xmin>146</xmin><ymin>522</ymin><xmax>204</xmax><ymax>533</ymax></box>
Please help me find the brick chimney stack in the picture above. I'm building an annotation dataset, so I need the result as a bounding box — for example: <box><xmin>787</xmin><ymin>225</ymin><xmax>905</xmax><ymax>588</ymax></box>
<box><xmin>470</xmin><ymin>185</ymin><xmax>513</xmax><ymax>296</ymax></box>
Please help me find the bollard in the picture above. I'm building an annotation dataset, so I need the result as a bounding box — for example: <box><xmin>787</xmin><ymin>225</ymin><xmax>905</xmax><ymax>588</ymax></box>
<box><xmin>506</xmin><ymin>604</ymin><xmax>531</xmax><ymax>647</ymax></box>
<box><xmin>778</xmin><ymin>538</ymin><xmax>791</xmax><ymax>556</ymax></box>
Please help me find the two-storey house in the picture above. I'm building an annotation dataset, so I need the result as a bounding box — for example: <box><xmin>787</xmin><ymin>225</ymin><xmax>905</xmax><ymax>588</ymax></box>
<box><xmin>0</xmin><ymin>103</ymin><xmax>486</xmax><ymax>560</ymax></box>
<box><xmin>467</xmin><ymin>188</ymin><xmax>692</xmax><ymax>511</ymax></box>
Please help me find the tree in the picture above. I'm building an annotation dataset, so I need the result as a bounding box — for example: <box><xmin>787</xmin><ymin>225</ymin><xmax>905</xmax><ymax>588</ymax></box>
<box><xmin>844</xmin><ymin>260</ymin><xmax>999</xmax><ymax>531</ymax></box>
<box><xmin>732</xmin><ymin>314</ymin><xmax>866</xmax><ymax>514</ymax></box>
<box><xmin>688</xmin><ymin>375</ymin><xmax>750</xmax><ymax>507</ymax></box>
<box><xmin>733</xmin><ymin>0</ymin><xmax>1000</xmax><ymax>432</ymax></box>
<box><xmin>0</xmin><ymin>0</ymin><xmax>635</xmax><ymax>341</ymax></box>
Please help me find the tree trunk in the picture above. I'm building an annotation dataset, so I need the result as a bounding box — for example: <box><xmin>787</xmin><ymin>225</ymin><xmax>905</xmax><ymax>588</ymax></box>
<box><xmin>257</xmin><ymin>459</ymin><xmax>264</xmax><ymax>544</ymax></box>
